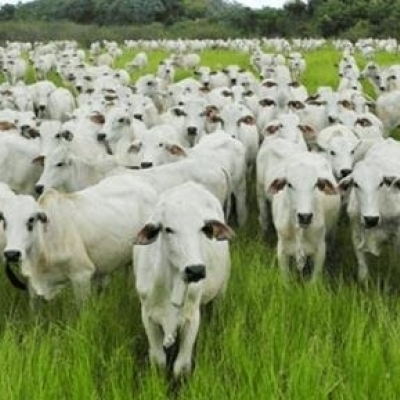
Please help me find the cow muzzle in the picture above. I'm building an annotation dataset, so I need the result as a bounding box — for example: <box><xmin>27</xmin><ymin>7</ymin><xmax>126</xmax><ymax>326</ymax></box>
<box><xmin>97</xmin><ymin>132</ymin><xmax>106</xmax><ymax>142</ymax></box>
<box><xmin>340</xmin><ymin>169</ymin><xmax>352</xmax><ymax>179</ymax></box>
<box><xmin>35</xmin><ymin>184</ymin><xmax>44</xmax><ymax>196</ymax></box>
<box><xmin>141</xmin><ymin>161</ymin><xmax>153</xmax><ymax>169</ymax></box>
<box><xmin>187</xmin><ymin>127</ymin><xmax>198</xmax><ymax>136</ymax></box>
<box><xmin>184</xmin><ymin>265</ymin><xmax>206</xmax><ymax>283</ymax></box>
<box><xmin>363</xmin><ymin>216</ymin><xmax>379</xmax><ymax>229</ymax></box>
<box><xmin>4</xmin><ymin>250</ymin><xmax>22</xmax><ymax>264</ymax></box>
<box><xmin>298</xmin><ymin>213</ymin><xmax>313</xmax><ymax>227</ymax></box>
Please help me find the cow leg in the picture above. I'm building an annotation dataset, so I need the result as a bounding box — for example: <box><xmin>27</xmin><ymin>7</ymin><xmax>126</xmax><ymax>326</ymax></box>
<box><xmin>351</xmin><ymin>226</ymin><xmax>369</xmax><ymax>281</ymax></box>
<box><xmin>28</xmin><ymin>282</ymin><xmax>45</xmax><ymax>312</ymax></box>
<box><xmin>277</xmin><ymin>239</ymin><xmax>290</xmax><ymax>281</ymax></box>
<box><xmin>173</xmin><ymin>308</ymin><xmax>200</xmax><ymax>377</ymax></box>
<box><xmin>70</xmin><ymin>269</ymin><xmax>94</xmax><ymax>305</ymax></box>
<box><xmin>141</xmin><ymin>308</ymin><xmax>166</xmax><ymax>368</ymax></box>
<box><xmin>310</xmin><ymin>240</ymin><xmax>326</xmax><ymax>283</ymax></box>
<box><xmin>259</xmin><ymin>198</ymin><xmax>275</xmax><ymax>239</ymax></box>
<box><xmin>234</xmin><ymin>178</ymin><xmax>247</xmax><ymax>227</ymax></box>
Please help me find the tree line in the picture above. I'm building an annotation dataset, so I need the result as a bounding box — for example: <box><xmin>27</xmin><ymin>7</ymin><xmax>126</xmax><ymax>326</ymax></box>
<box><xmin>0</xmin><ymin>0</ymin><xmax>399</xmax><ymax>40</ymax></box>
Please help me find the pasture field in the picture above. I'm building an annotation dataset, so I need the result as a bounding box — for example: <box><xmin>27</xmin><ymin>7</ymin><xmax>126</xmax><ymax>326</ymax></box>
<box><xmin>1</xmin><ymin>44</ymin><xmax>400</xmax><ymax>399</ymax></box>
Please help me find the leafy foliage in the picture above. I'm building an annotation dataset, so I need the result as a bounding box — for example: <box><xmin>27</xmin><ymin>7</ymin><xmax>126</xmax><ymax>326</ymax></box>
<box><xmin>1</xmin><ymin>0</ymin><xmax>400</xmax><ymax>41</ymax></box>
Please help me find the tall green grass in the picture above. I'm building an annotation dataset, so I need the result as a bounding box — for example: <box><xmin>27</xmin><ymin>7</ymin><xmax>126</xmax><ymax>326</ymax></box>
<box><xmin>0</xmin><ymin>45</ymin><xmax>400</xmax><ymax>399</ymax></box>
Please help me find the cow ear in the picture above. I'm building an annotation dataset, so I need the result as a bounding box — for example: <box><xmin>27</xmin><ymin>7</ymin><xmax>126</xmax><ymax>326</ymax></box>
<box><xmin>264</xmin><ymin>123</ymin><xmax>281</xmax><ymax>135</ymax></box>
<box><xmin>317</xmin><ymin>178</ymin><xmax>337</xmax><ymax>195</ymax></box>
<box><xmin>299</xmin><ymin>124</ymin><xmax>316</xmax><ymax>142</ymax></box>
<box><xmin>338</xmin><ymin>176</ymin><xmax>353</xmax><ymax>193</ymax></box>
<box><xmin>90</xmin><ymin>113</ymin><xmax>105</xmax><ymax>125</ymax></box>
<box><xmin>36</xmin><ymin>212</ymin><xmax>48</xmax><ymax>224</ymax></box>
<box><xmin>166</xmin><ymin>143</ymin><xmax>186</xmax><ymax>157</ymax></box>
<box><xmin>383</xmin><ymin>176</ymin><xmax>396</xmax><ymax>187</ymax></box>
<box><xmin>383</xmin><ymin>176</ymin><xmax>400</xmax><ymax>189</ymax></box>
<box><xmin>32</xmin><ymin>155</ymin><xmax>45</xmax><ymax>165</ymax></box>
<box><xmin>268</xmin><ymin>178</ymin><xmax>287</xmax><ymax>194</ymax></box>
<box><xmin>135</xmin><ymin>223</ymin><xmax>162</xmax><ymax>245</ymax></box>
<box><xmin>202</xmin><ymin>220</ymin><xmax>235</xmax><ymax>241</ymax></box>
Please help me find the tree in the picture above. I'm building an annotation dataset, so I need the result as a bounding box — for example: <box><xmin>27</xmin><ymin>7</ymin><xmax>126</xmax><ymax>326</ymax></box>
<box><xmin>0</xmin><ymin>4</ymin><xmax>16</xmax><ymax>21</ymax></box>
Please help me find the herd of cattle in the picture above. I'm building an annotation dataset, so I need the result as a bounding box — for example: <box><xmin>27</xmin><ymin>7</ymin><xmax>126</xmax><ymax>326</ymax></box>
<box><xmin>0</xmin><ymin>36</ymin><xmax>400</xmax><ymax>376</ymax></box>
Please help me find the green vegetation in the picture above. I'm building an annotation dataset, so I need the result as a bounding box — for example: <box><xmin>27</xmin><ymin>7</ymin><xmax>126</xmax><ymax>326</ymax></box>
<box><xmin>2</xmin><ymin>0</ymin><xmax>400</xmax><ymax>40</ymax></box>
<box><xmin>0</xmin><ymin>45</ymin><xmax>400</xmax><ymax>399</ymax></box>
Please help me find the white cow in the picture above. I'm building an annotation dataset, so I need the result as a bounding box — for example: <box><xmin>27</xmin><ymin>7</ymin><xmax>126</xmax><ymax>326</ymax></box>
<box><xmin>30</xmin><ymin>80</ymin><xmax>57</xmax><ymax>119</ymax></box>
<box><xmin>218</xmin><ymin>103</ymin><xmax>259</xmax><ymax>172</ymax></box>
<box><xmin>317</xmin><ymin>125</ymin><xmax>359</xmax><ymax>180</ymax></box>
<box><xmin>97</xmin><ymin>107</ymin><xmax>146</xmax><ymax>158</ymax></box>
<box><xmin>133</xmin><ymin>158</ymin><xmax>230</xmax><ymax>209</ymax></box>
<box><xmin>0</xmin><ymin>134</ymin><xmax>43</xmax><ymax>194</ymax></box>
<box><xmin>2</xmin><ymin>174</ymin><xmax>158</xmax><ymax>303</ymax></box>
<box><xmin>47</xmin><ymin>88</ymin><xmax>76</xmax><ymax>121</ymax></box>
<box><xmin>376</xmin><ymin>90</ymin><xmax>400</xmax><ymax>134</ymax></box>
<box><xmin>257</xmin><ymin>137</ymin><xmax>307</xmax><ymax>236</ymax></box>
<box><xmin>339</xmin><ymin>139</ymin><xmax>400</xmax><ymax>281</ymax></box>
<box><xmin>134</xmin><ymin>182</ymin><xmax>233</xmax><ymax>377</ymax></box>
<box><xmin>35</xmin><ymin>146</ymin><xmax>118</xmax><ymax>194</ymax></box>
<box><xmin>270</xmin><ymin>152</ymin><xmax>340</xmax><ymax>281</ymax></box>
<box><xmin>126</xmin><ymin>52</ymin><xmax>148</xmax><ymax>71</ymax></box>
<box><xmin>3</xmin><ymin>57</ymin><xmax>27</xmax><ymax>85</ymax></box>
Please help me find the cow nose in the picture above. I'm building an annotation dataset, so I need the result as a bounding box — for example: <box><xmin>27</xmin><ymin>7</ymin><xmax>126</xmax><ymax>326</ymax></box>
<box><xmin>231</xmin><ymin>78</ymin><xmax>237</xmax><ymax>85</ymax></box>
<box><xmin>298</xmin><ymin>213</ymin><xmax>313</xmax><ymax>226</ymax></box>
<box><xmin>97</xmin><ymin>132</ymin><xmax>106</xmax><ymax>141</ymax></box>
<box><xmin>187</xmin><ymin>127</ymin><xmax>197</xmax><ymax>136</ymax></box>
<box><xmin>184</xmin><ymin>265</ymin><xmax>206</xmax><ymax>283</ymax></box>
<box><xmin>328</xmin><ymin>116</ymin><xmax>337</xmax><ymax>124</ymax></box>
<box><xmin>39</xmin><ymin>105</ymin><xmax>46</xmax><ymax>111</ymax></box>
<box><xmin>203</xmin><ymin>81</ymin><xmax>210</xmax><ymax>87</ymax></box>
<box><xmin>380</xmin><ymin>86</ymin><xmax>386</xmax><ymax>91</ymax></box>
<box><xmin>364</xmin><ymin>216</ymin><xmax>379</xmax><ymax>228</ymax></box>
<box><xmin>133</xmin><ymin>114</ymin><xmax>143</xmax><ymax>121</ymax></box>
<box><xmin>141</xmin><ymin>162</ymin><xmax>153</xmax><ymax>169</ymax></box>
<box><xmin>340</xmin><ymin>169</ymin><xmax>352</xmax><ymax>178</ymax></box>
<box><xmin>76</xmin><ymin>86</ymin><xmax>82</xmax><ymax>93</ymax></box>
<box><xmin>35</xmin><ymin>184</ymin><xmax>44</xmax><ymax>196</ymax></box>
<box><xmin>4</xmin><ymin>250</ymin><xmax>21</xmax><ymax>263</ymax></box>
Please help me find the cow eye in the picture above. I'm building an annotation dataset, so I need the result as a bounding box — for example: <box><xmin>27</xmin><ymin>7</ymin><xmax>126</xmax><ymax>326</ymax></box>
<box><xmin>287</xmin><ymin>182</ymin><xmax>293</xmax><ymax>189</ymax></box>
<box><xmin>330</xmin><ymin>150</ymin><xmax>336</xmax><ymax>156</ymax></box>
<box><xmin>165</xmin><ymin>227</ymin><xmax>174</xmax><ymax>234</ymax></box>
<box><xmin>353</xmin><ymin>182</ymin><xmax>359</xmax><ymax>188</ymax></box>
<box><xmin>201</xmin><ymin>224</ymin><xmax>213</xmax><ymax>239</ymax></box>
<box><xmin>27</xmin><ymin>217</ymin><xmax>35</xmax><ymax>231</ymax></box>
<box><xmin>351</xmin><ymin>149</ymin><xmax>355</xmax><ymax>155</ymax></box>
<box><xmin>56</xmin><ymin>162</ymin><xmax>65</xmax><ymax>167</ymax></box>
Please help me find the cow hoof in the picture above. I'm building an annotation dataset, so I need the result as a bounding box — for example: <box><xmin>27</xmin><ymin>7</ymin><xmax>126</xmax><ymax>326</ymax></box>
<box><xmin>173</xmin><ymin>358</ymin><xmax>192</xmax><ymax>378</ymax></box>
<box><xmin>149</xmin><ymin>350</ymin><xmax>166</xmax><ymax>368</ymax></box>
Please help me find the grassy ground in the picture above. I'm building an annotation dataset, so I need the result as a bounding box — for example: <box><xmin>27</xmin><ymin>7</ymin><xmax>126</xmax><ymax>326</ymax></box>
<box><xmin>1</xmin><ymin>45</ymin><xmax>400</xmax><ymax>399</ymax></box>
